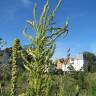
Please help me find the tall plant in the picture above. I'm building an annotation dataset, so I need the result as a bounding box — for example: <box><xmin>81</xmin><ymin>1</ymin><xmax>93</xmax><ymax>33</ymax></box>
<box><xmin>10</xmin><ymin>39</ymin><xmax>20</xmax><ymax>96</ymax></box>
<box><xmin>22</xmin><ymin>0</ymin><xmax>68</xmax><ymax>95</ymax></box>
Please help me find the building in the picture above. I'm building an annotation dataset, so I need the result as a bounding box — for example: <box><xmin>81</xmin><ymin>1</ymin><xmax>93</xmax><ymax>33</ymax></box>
<box><xmin>56</xmin><ymin>54</ymin><xmax>88</xmax><ymax>71</ymax></box>
<box><xmin>72</xmin><ymin>54</ymin><xmax>88</xmax><ymax>71</ymax></box>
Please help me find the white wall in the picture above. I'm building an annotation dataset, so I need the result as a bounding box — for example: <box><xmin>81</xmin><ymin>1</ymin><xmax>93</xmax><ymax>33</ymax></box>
<box><xmin>61</xmin><ymin>59</ymin><xmax>84</xmax><ymax>71</ymax></box>
<box><xmin>62</xmin><ymin>64</ymin><xmax>69</xmax><ymax>71</ymax></box>
<box><xmin>60</xmin><ymin>54</ymin><xmax>89</xmax><ymax>71</ymax></box>
<box><xmin>73</xmin><ymin>59</ymin><xmax>83</xmax><ymax>71</ymax></box>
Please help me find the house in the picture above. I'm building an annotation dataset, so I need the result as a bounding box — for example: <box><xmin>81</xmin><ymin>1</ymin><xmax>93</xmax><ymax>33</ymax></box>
<box><xmin>56</xmin><ymin>54</ymin><xmax>88</xmax><ymax>71</ymax></box>
<box><xmin>57</xmin><ymin>58</ymin><xmax>64</xmax><ymax>70</ymax></box>
<box><xmin>72</xmin><ymin>54</ymin><xmax>88</xmax><ymax>71</ymax></box>
<box><xmin>56</xmin><ymin>58</ymin><xmax>74</xmax><ymax>71</ymax></box>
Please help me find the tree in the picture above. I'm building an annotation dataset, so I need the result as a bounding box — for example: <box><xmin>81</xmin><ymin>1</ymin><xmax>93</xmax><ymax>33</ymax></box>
<box><xmin>83</xmin><ymin>51</ymin><xmax>96</xmax><ymax>72</ymax></box>
<box><xmin>22</xmin><ymin>0</ymin><xmax>68</xmax><ymax>95</ymax></box>
<box><xmin>0</xmin><ymin>38</ymin><xmax>6</xmax><ymax>50</ymax></box>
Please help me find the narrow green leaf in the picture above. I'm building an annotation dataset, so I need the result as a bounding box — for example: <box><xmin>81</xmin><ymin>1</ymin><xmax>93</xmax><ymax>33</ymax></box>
<box><xmin>33</xmin><ymin>3</ymin><xmax>37</xmax><ymax>23</ymax></box>
<box><xmin>24</xmin><ymin>64</ymin><xmax>31</xmax><ymax>72</ymax></box>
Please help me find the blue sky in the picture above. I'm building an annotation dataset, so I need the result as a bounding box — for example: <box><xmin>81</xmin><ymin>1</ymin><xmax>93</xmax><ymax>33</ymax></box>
<box><xmin>0</xmin><ymin>0</ymin><xmax>96</xmax><ymax>59</ymax></box>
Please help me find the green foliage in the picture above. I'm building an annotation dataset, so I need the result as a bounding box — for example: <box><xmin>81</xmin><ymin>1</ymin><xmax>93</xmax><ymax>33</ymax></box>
<box><xmin>22</xmin><ymin>0</ymin><xmax>68</xmax><ymax>95</ymax></box>
<box><xmin>0</xmin><ymin>38</ymin><xmax>6</xmax><ymax>49</ymax></box>
<box><xmin>83</xmin><ymin>51</ymin><xmax>96</xmax><ymax>72</ymax></box>
<box><xmin>1</xmin><ymin>67</ymin><xmax>96</xmax><ymax>96</ymax></box>
<box><xmin>85</xmin><ymin>73</ymin><xmax>96</xmax><ymax>96</ymax></box>
<box><xmin>1</xmin><ymin>1</ymin><xmax>96</xmax><ymax>96</ymax></box>
<box><xmin>0</xmin><ymin>64</ymin><xmax>11</xmax><ymax>96</ymax></box>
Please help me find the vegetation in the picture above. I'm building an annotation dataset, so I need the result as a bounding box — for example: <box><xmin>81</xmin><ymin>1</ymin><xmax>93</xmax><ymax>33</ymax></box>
<box><xmin>21</xmin><ymin>0</ymin><xmax>68</xmax><ymax>95</ymax></box>
<box><xmin>83</xmin><ymin>51</ymin><xmax>96</xmax><ymax>72</ymax></box>
<box><xmin>0</xmin><ymin>38</ymin><xmax>6</xmax><ymax>49</ymax></box>
<box><xmin>10</xmin><ymin>39</ymin><xmax>21</xmax><ymax>96</ymax></box>
<box><xmin>0</xmin><ymin>0</ymin><xmax>96</xmax><ymax>96</ymax></box>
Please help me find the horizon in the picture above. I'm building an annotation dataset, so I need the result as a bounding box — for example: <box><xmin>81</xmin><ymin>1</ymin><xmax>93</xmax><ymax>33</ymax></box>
<box><xmin>0</xmin><ymin>0</ymin><xmax>96</xmax><ymax>59</ymax></box>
